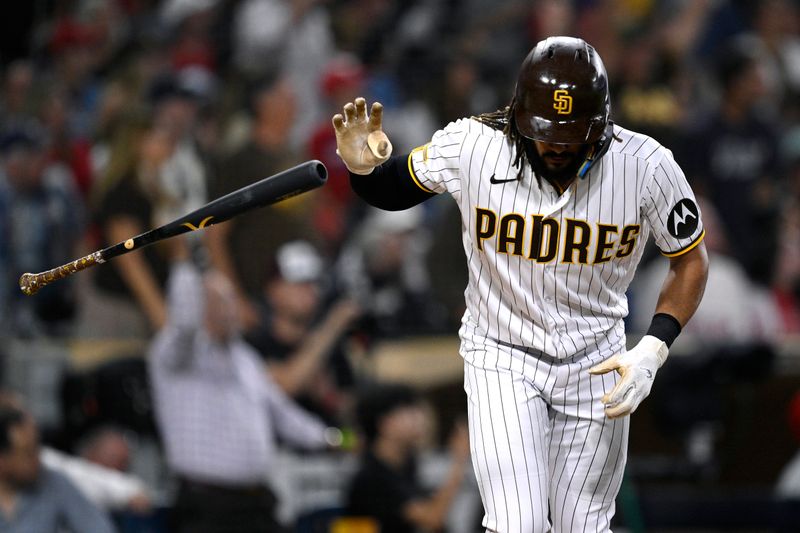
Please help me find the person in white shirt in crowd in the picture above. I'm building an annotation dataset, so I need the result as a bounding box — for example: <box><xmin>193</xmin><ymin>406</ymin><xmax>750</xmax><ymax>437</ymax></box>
<box><xmin>41</xmin><ymin>446</ymin><xmax>152</xmax><ymax>515</ymax></box>
<box><xmin>148</xmin><ymin>240</ymin><xmax>342</xmax><ymax>533</ymax></box>
<box><xmin>0</xmin><ymin>391</ymin><xmax>152</xmax><ymax>516</ymax></box>
<box><xmin>0</xmin><ymin>401</ymin><xmax>117</xmax><ymax>533</ymax></box>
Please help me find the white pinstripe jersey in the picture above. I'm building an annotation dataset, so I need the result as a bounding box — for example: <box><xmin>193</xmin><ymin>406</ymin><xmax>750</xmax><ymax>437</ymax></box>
<box><xmin>409</xmin><ymin>119</ymin><xmax>705</xmax><ymax>360</ymax></box>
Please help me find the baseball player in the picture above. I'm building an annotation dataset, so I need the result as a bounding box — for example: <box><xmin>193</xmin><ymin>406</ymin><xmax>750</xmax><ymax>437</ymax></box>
<box><xmin>333</xmin><ymin>36</ymin><xmax>708</xmax><ymax>532</ymax></box>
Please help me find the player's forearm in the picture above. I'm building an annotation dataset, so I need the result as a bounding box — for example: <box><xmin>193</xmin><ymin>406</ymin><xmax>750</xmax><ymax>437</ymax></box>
<box><xmin>349</xmin><ymin>154</ymin><xmax>436</xmax><ymax>210</ymax></box>
<box><xmin>654</xmin><ymin>242</ymin><xmax>709</xmax><ymax>326</ymax></box>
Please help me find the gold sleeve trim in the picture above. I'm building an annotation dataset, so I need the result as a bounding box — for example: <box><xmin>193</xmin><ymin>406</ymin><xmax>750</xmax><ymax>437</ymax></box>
<box><xmin>408</xmin><ymin>146</ymin><xmax>435</xmax><ymax>194</ymax></box>
<box><xmin>661</xmin><ymin>230</ymin><xmax>705</xmax><ymax>258</ymax></box>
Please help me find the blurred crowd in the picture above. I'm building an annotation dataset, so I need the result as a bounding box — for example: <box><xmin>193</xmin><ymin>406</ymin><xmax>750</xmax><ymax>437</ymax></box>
<box><xmin>0</xmin><ymin>0</ymin><xmax>797</xmax><ymax>341</ymax></box>
<box><xmin>1</xmin><ymin>0</ymin><xmax>800</xmax><ymax>531</ymax></box>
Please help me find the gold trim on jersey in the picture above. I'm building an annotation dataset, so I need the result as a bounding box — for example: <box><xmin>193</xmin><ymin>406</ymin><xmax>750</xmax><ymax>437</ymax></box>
<box><xmin>661</xmin><ymin>230</ymin><xmax>706</xmax><ymax>258</ymax></box>
<box><xmin>408</xmin><ymin>145</ymin><xmax>435</xmax><ymax>193</ymax></box>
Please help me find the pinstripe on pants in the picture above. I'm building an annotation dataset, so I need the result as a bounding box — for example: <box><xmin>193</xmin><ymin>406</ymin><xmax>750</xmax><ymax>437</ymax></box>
<box><xmin>462</xmin><ymin>336</ymin><xmax>628</xmax><ymax>533</ymax></box>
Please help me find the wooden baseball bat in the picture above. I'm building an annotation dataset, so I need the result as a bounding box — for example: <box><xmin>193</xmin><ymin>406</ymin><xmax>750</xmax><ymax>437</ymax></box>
<box><xmin>19</xmin><ymin>160</ymin><xmax>328</xmax><ymax>296</ymax></box>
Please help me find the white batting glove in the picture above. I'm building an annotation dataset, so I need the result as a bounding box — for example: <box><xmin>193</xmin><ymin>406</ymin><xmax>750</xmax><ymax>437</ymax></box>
<box><xmin>332</xmin><ymin>97</ymin><xmax>393</xmax><ymax>175</ymax></box>
<box><xmin>588</xmin><ymin>335</ymin><xmax>669</xmax><ymax>419</ymax></box>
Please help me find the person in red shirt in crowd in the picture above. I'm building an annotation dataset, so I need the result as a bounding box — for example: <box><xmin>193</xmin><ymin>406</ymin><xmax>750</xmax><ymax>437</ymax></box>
<box><xmin>307</xmin><ymin>54</ymin><xmax>367</xmax><ymax>257</ymax></box>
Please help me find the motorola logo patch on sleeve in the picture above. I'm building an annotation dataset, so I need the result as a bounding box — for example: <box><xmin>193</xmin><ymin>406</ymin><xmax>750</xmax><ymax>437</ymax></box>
<box><xmin>667</xmin><ymin>199</ymin><xmax>699</xmax><ymax>239</ymax></box>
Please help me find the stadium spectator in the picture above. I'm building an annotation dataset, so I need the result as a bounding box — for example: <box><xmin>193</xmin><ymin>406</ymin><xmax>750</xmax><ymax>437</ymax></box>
<box><xmin>630</xmin><ymin>197</ymin><xmax>783</xmax><ymax>345</ymax></box>
<box><xmin>682</xmin><ymin>36</ymin><xmax>782</xmax><ymax>286</ymax></box>
<box><xmin>773</xmin><ymin>128</ymin><xmax>800</xmax><ymax>333</ymax></box>
<box><xmin>83</xmin><ymin>118</ymin><xmax>175</xmax><ymax>338</ymax></box>
<box><xmin>41</xmin><ymin>446</ymin><xmax>152</xmax><ymax>516</ymax></box>
<box><xmin>76</xmin><ymin>426</ymin><xmax>133</xmax><ymax>473</ymax></box>
<box><xmin>0</xmin><ymin>61</ymin><xmax>36</xmax><ymax>136</ymax></box>
<box><xmin>160</xmin><ymin>0</ymin><xmax>219</xmax><ymax>73</ymax></box>
<box><xmin>0</xmin><ymin>403</ymin><xmax>116</xmax><ymax>533</ymax></box>
<box><xmin>205</xmin><ymin>73</ymin><xmax>315</xmax><ymax>329</ymax></box>
<box><xmin>751</xmin><ymin>0</ymin><xmax>800</xmax><ymax>119</ymax></box>
<box><xmin>40</xmin><ymin>86</ymin><xmax>94</xmax><ymax>198</ymax></box>
<box><xmin>0</xmin><ymin>391</ymin><xmax>152</xmax><ymax>517</ymax></box>
<box><xmin>2</xmin><ymin>2</ymin><xmax>800</xmax><ymax>529</ymax></box>
<box><xmin>0</xmin><ymin>125</ymin><xmax>84</xmax><ymax>337</ymax></box>
<box><xmin>308</xmin><ymin>53</ymin><xmax>368</xmax><ymax>256</ymax></box>
<box><xmin>146</xmin><ymin>70</ymin><xmax>210</xmax><ymax>227</ymax></box>
<box><xmin>346</xmin><ymin>383</ymin><xmax>470</xmax><ymax>533</ymax></box>
<box><xmin>337</xmin><ymin>207</ymin><xmax>448</xmax><ymax>339</ymax></box>
<box><xmin>245</xmin><ymin>240</ymin><xmax>361</xmax><ymax>424</ymax></box>
<box><xmin>148</xmin><ymin>241</ymin><xmax>341</xmax><ymax>533</ymax></box>
<box><xmin>630</xmin><ymin>198</ymin><xmax>780</xmax><ymax>474</ymax></box>
<box><xmin>231</xmin><ymin>0</ymin><xmax>334</xmax><ymax>147</ymax></box>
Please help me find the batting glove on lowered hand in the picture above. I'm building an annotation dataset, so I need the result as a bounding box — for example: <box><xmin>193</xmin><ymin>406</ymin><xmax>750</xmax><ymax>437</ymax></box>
<box><xmin>588</xmin><ymin>335</ymin><xmax>669</xmax><ymax>419</ymax></box>
<box><xmin>332</xmin><ymin>97</ymin><xmax>393</xmax><ymax>175</ymax></box>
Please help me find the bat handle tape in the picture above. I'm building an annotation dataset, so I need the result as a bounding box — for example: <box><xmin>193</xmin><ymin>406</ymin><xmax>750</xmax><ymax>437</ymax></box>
<box><xmin>19</xmin><ymin>251</ymin><xmax>105</xmax><ymax>296</ymax></box>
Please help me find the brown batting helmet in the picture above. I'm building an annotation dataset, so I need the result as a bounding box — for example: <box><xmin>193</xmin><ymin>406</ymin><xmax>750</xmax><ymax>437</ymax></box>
<box><xmin>514</xmin><ymin>36</ymin><xmax>610</xmax><ymax>144</ymax></box>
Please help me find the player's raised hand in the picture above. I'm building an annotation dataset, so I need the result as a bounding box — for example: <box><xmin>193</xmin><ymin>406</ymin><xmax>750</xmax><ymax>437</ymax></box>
<box><xmin>588</xmin><ymin>335</ymin><xmax>669</xmax><ymax>419</ymax></box>
<box><xmin>332</xmin><ymin>97</ymin><xmax>393</xmax><ymax>175</ymax></box>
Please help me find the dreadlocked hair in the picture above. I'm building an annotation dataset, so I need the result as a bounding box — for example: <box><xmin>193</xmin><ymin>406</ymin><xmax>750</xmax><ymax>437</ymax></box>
<box><xmin>473</xmin><ymin>96</ymin><xmax>530</xmax><ymax>182</ymax></box>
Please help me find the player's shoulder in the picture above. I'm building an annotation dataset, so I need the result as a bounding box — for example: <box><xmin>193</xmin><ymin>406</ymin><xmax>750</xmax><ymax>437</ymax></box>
<box><xmin>435</xmin><ymin>117</ymin><xmax>505</xmax><ymax>142</ymax></box>
<box><xmin>609</xmin><ymin>124</ymin><xmax>673</xmax><ymax>166</ymax></box>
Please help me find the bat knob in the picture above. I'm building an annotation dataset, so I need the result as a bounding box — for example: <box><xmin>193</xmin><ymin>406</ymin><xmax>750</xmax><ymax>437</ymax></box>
<box><xmin>19</xmin><ymin>273</ymin><xmax>39</xmax><ymax>296</ymax></box>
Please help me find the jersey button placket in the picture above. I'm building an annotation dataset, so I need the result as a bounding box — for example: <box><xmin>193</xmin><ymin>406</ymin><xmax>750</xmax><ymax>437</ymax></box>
<box><xmin>531</xmin><ymin>262</ymin><xmax>554</xmax><ymax>355</ymax></box>
<box><xmin>541</xmin><ymin>262</ymin><xmax>569</xmax><ymax>357</ymax></box>
<box><xmin>538</xmin><ymin>264</ymin><xmax>563</xmax><ymax>356</ymax></box>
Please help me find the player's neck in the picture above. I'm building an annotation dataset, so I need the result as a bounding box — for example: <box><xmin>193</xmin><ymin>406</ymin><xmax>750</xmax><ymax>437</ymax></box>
<box><xmin>543</xmin><ymin>175</ymin><xmax>575</xmax><ymax>195</ymax></box>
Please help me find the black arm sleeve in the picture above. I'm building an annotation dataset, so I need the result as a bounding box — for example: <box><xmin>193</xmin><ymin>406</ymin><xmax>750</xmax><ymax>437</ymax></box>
<box><xmin>349</xmin><ymin>154</ymin><xmax>437</xmax><ymax>211</ymax></box>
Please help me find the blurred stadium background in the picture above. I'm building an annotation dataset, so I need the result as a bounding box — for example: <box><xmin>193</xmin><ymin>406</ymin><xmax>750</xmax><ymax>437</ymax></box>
<box><xmin>1</xmin><ymin>0</ymin><xmax>800</xmax><ymax>531</ymax></box>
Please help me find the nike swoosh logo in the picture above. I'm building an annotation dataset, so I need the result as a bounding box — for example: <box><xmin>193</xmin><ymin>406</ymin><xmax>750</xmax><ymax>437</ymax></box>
<box><xmin>489</xmin><ymin>174</ymin><xmax>517</xmax><ymax>184</ymax></box>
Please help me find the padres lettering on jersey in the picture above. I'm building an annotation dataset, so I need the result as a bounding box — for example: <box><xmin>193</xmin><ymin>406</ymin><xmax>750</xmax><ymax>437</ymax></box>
<box><xmin>409</xmin><ymin>119</ymin><xmax>704</xmax><ymax>360</ymax></box>
<box><xmin>473</xmin><ymin>208</ymin><xmax>640</xmax><ymax>264</ymax></box>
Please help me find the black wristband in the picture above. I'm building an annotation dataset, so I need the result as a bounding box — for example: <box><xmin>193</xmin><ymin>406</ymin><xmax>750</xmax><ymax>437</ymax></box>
<box><xmin>646</xmin><ymin>313</ymin><xmax>682</xmax><ymax>347</ymax></box>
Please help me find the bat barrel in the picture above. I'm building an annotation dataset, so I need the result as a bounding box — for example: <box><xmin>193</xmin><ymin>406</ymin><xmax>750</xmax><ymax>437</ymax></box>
<box><xmin>308</xmin><ymin>160</ymin><xmax>328</xmax><ymax>184</ymax></box>
<box><xmin>153</xmin><ymin>160</ymin><xmax>329</xmax><ymax>239</ymax></box>
<box><xmin>18</xmin><ymin>160</ymin><xmax>328</xmax><ymax>296</ymax></box>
